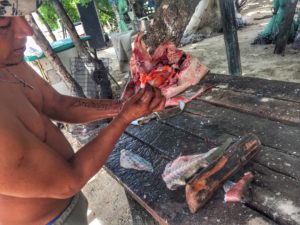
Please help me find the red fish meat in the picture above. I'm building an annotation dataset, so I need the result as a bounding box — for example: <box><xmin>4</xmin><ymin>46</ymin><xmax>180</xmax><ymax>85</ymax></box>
<box><xmin>224</xmin><ymin>171</ymin><xmax>254</xmax><ymax>203</ymax></box>
<box><xmin>130</xmin><ymin>33</ymin><xmax>209</xmax><ymax>105</ymax></box>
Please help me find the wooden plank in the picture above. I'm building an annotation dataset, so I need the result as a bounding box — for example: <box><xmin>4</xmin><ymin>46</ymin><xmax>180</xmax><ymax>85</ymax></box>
<box><xmin>196</xmin><ymin>87</ymin><xmax>300</xmax><ymax>125</ymax></box>
<box><xmin>254</xmin><ymin>146</ymin><xmax>300</xmax><ymax>180</ymax></box>
<box><xmin>247</xmin><ymin>163</ymin><xmax>300</xmax><ymax>225</ymax></box>
<box><xmin>201</xmin><ymin>73</ymin><xmax>300</xmax><ymax>103</ymax></box>
<box><xmin>105</xmin><ymin>134</ymin><xmax>171</xmax><ymax>225</ymax></box>
<box><xmin>106</xmin><ymin>134</ymin><xmax>276</xmax><ymax>225</ymax></box>
<box><xmin>185</xmin><ymin>101</ymin><xmax>300</xmax><ymax>157</ymax></box>
<box><xmin>106</xmin><ymin>75</ymin><xmax>300</xmax><ymax>225</ymax></box>
<box><xmin>164</xmin><ymin>112</ymin><xmax>300</xmax><ymax>180</ymax></box>
<box><xmin>219</xmin><ymin>0</ymin><xmax>242</xmax><ymax>76</ymax></box>
<box><xmin>274</xmin><ymin>0</ymin><xmax>298</xmax><ymax>55</ymax></box>
<box><xmin>125</xmin><ymin>122</ymin><xmax>212</xmax><ymax>159</ymax></box>
<box><xmin>110</xmin><ymin>131</ymin><xmax>299</xmax><ymax>225</ymax></box>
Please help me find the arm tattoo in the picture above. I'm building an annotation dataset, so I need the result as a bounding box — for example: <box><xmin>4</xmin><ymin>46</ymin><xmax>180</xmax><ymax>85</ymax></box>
<box><xmin>72</xmin><ymin>99</ymin><xmax>121</xmax><ymax>111</ymax></box>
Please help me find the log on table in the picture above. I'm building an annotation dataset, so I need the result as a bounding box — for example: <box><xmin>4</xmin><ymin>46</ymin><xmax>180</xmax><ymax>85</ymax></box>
<box><xmin>185</xmin><ymin>133</ymin><xmax>261</xmax><ymax>213</ymax></box>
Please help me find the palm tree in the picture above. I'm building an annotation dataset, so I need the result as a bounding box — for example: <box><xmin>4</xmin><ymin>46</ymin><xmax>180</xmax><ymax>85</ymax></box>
<box><xmin>50</xmin><ymin>0</ymin><xmax>113</xmax><ymax>99</ymax></box>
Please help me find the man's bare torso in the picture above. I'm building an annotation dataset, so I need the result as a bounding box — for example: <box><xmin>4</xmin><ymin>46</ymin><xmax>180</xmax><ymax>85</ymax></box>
<box><xmin>0</xmin><ymin>64</ymin><xmax>74</xmax><ymax>225</ymax></box>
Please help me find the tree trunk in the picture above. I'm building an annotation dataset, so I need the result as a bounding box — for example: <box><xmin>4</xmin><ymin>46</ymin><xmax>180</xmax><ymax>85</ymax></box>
<box><xmin>155</xmin><ymin>0</ymin><xmax>163</xmax><ymax>7</ymax></box>
<box><xmin>235</xmin><ymin>0</ymin><xmax>247</xmax><ymax>12</ymax></box>
<box><xmin>50</xmin><ymin>0</ymin><xmax>113</xmax><ymax>99</ymax></box>
<box><xmin>50</xmin><ymin>0</ymin><xmax>91</xmax><ymax>59</ymax></box>
<box><xmin>28</xmin><ymin>15</ymin><xmax>86</xmax><ymax>98</ymax></box>
<box><xmin>143</xmin><ymin>0</ymin><xmax>200</xmax><ymax>51</ymax></box>
<box><xmin>274</xmin><ymin>0</ymin><xmax>298</xmax><ymax>55</ymax></box>
<box><xmin>183</xmin><ymin>0</ymin><xmax>221</xmax><ymax>37</ymax></box>
<box><xmin>36</xmin><ymin>10</ymin><xmax>57</xmax><ymax>42</ymax></box>
<box><xmin>292</xmin><ymin>20</ymin><xmax>300</xmax><ymax>49</ymax></box>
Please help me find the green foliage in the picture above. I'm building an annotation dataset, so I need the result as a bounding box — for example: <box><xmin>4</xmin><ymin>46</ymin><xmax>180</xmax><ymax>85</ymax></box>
<box><xmin>95</xmin><ymin>0</ymin><xmax>117</xmax><ymax>29</ymax></box>
<box><xmin>38</xmin><ymin>1</ymin><xmax>60</xmax><ymax>30</ymax></box>
<box><xmin>77</xmin><ymin>0</ymin><xmax>93</xmax><ymax>6</ymax></box>
<box><xmin>39</xmin><ymin>0</ymin><xmax>91</xmax><ymax>31</ymax></box>
<box><xmin>38</xmin><ymin>0</ymin><xmax>117</xmax><ymax>32</ymax></box>
<box><xmin>62</xmin><ymin>0</ymin><xmax>81</xmax><ymax>22</ymax></box>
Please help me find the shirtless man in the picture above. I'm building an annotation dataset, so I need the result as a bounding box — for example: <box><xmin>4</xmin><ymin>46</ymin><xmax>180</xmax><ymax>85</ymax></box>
<box><xmin>0</xmin><ymin>2</ymin><xmax>165</xmax><ymax>225</ymax></box>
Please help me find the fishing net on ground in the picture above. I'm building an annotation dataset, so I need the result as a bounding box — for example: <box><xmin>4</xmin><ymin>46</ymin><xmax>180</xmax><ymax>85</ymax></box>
<box><xmin>252</xmin><ymin>0</ymin><xmax>300</xmax><ymax>45</ymax></box>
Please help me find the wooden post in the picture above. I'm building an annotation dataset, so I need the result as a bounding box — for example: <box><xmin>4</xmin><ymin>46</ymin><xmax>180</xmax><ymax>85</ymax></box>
<box><xmin>219</xmin><ymin>0</ymin><xmax>242</xmax><ymax>76</ymax></box>
<box><xmin>274</xmin><ymin>0</ymin><xmax>298</xmax><ymax>55</ymax></box>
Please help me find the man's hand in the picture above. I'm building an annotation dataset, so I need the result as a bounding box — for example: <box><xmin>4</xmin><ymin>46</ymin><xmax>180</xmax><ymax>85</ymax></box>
<box><xmin>118</xmin><ymin>84</ymin><xmax>166</xmax><ymax>124</ymax></box>
<box><xmin>120</xmin><ymin>79</ymin><xmax>135</xmax><ymax>102</ymax></box>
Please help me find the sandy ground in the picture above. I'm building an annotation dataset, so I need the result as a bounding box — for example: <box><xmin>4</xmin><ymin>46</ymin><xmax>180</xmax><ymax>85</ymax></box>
<box><xmin>182</xmin><ymin>0</ymin><xmax>300</xmax><ymax>83</ymax></box>
<box><xmin>71</xmin><ymin>1</ymin><xmax>300</xmax><ymax>224</ymax></box>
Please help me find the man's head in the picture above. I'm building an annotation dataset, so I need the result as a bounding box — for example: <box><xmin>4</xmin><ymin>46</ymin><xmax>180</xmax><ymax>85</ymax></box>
<box><xmin>0</xmin><ymin>0</ymin><xmax>43</xmax><ymax>16</ymax></box>
<box><xmin>0</xmin><ymin>0</ymin><xmax>42</xmax><ymax>67</ymax></box>
<box><xmin>0</xmin><ymin>17</ymin><xmax>33</xmax><ymax>67</ymax></box>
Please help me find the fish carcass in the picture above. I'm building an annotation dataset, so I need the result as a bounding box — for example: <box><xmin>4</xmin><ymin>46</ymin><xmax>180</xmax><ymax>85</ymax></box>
<box><xmin>120</xmin><ymin>149</ymin><xmax>154</xmax><ymax>172</ymax></box>
<box><xmin>162</xmin><ymin>138</ymin><xmax>234</xmax><ymax>190</ymax></box>
<box><xmin>130</xmin><ymin>32</ymin><xmax>209</xmax><ymax>106</ymax></box>
<box><xmin>224</xmin><ymin>171</ymin><xmax>254</xmax><ymax>203</ymax></box>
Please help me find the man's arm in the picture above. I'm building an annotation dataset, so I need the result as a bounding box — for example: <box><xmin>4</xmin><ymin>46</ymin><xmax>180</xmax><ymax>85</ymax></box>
<box><xmin>41</xmin><ymin>83</ymin><xmax>123</xmax><ymax>123</ymax></box>
<box><xmin>0</xmin><ymin>86</ymin><xmax>165</xmax><ymax>199</ymax></box>
<box><xmin>27</xmin><ymin>63</ymin><xmax>128</xmax><ymax>123</ymax></box>
<box><xmin>43</xmin><ymin>91</ymin><xmax>123</xmax><ymax>123</ymax></box>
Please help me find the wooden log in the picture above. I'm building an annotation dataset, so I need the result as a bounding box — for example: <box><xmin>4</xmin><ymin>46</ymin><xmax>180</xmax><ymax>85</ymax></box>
<box><xmin>274</xmin><ymin>0</ymin><xmax>298</xmax><ymax>55</ymax></box>
<box><xmin>185</xmin><ymin>133</ymin><xmax>261</xmax><ymax>213</ymax></box>
<box><xmin>219</xmin><ymin>0</ymin><xmax>242</xmax><ymax>76</ymax></box>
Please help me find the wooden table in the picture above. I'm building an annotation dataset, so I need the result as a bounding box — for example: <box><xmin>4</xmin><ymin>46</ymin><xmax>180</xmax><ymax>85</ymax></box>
<box><xmin>105</xmin><ymin>74</ymin><xmax>300</xmax><ymax>225</ymax></box>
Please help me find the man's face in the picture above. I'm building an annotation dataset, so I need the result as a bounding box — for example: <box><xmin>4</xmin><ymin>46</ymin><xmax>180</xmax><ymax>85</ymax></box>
<box><xmin>0</xmin><ymin>16</ymin><xmax>33</xmax><ymax>67</ymax></box>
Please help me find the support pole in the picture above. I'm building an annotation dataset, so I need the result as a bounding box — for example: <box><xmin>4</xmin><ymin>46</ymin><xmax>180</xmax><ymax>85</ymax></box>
<box><xmin>219</xmin><ymin>0</ymin><xmax>242</xmax><ymax>76</ymax></box>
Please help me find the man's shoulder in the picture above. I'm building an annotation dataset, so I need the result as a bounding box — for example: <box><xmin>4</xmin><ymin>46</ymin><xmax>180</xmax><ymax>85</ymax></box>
<box><xmin>18</xmin><ymin>62</ymin><xmax>59</xmax><ymax>96</ymax></box>
<box><xmin>14</xmin><ymin>62</ymin><xmax>43</xmax><ymax>83</ymax></box>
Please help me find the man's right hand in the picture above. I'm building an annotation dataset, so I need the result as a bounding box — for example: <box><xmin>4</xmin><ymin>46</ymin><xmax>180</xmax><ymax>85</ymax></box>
<box><xmin>117</xmin><ymin>84</ymin><xmax>166</xmax><ymax>124</ymax></box>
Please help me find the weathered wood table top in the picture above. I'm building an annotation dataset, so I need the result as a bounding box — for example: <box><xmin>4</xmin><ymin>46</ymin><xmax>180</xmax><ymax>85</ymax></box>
<box><xmin>105</xmin><ymin>74</ymin><xmax>300</xmax><ymax>225</ymax></box>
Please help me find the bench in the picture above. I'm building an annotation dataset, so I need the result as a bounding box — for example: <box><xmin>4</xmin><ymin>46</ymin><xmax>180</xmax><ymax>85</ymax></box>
<box><xmin>105</xmin><ymin>73</ymin><xmax>300</xmax><ymax>225</ymax></box>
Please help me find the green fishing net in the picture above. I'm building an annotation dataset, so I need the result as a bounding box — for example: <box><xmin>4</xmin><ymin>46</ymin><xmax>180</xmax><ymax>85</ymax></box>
<box><xmin>253</xmin><ymin>0</ymin><xmax>300</xmax><ymax>44</ymax></box>
<box><xmin>118</xmin><ymin>0</ymin><xmax>129</xmax><ymax>32</ymax></box>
